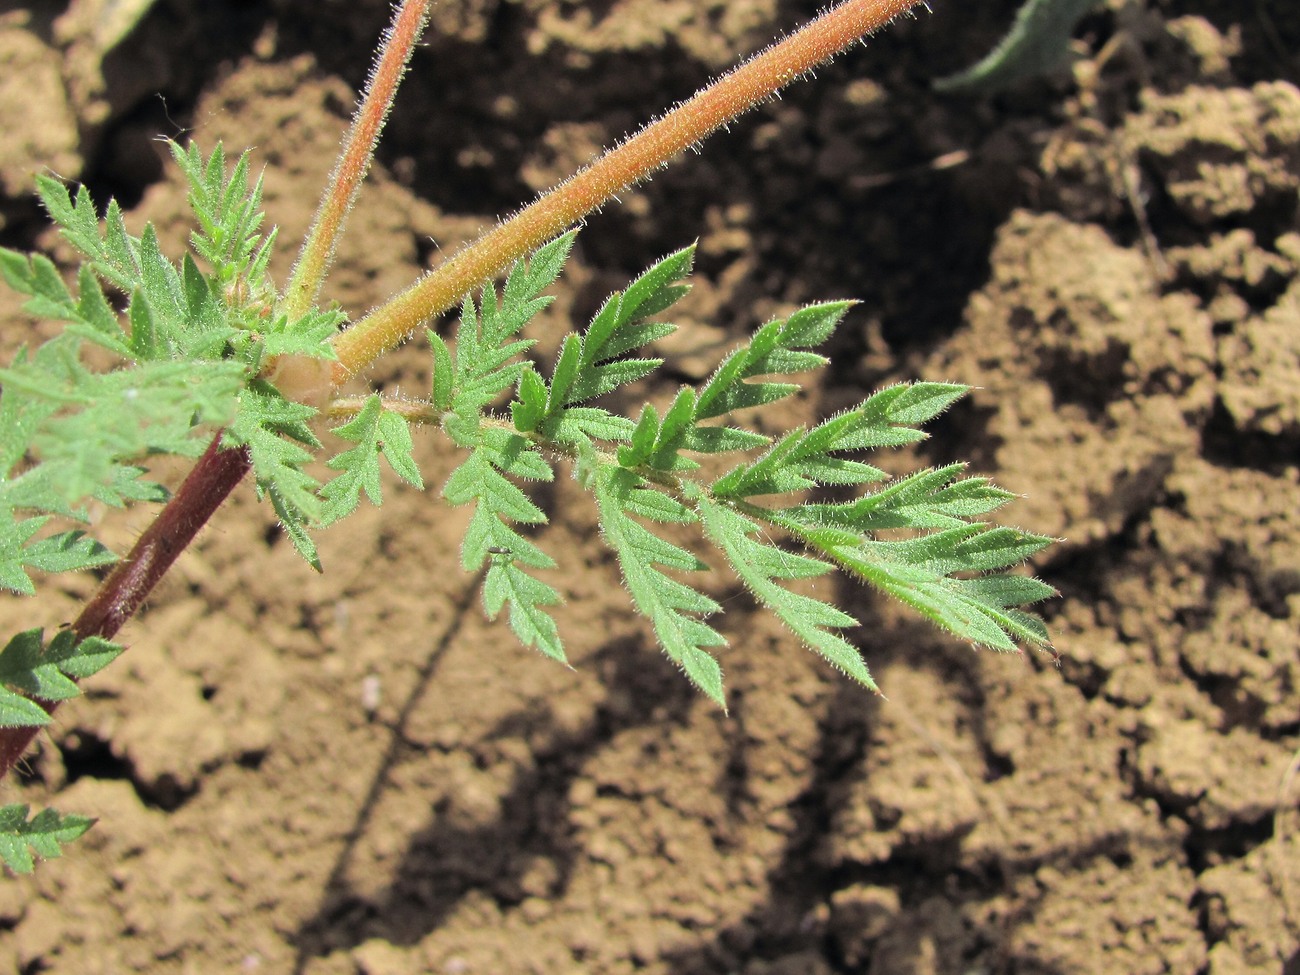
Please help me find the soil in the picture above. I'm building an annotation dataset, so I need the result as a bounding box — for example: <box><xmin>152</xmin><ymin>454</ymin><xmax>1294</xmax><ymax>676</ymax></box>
<box><xmin>1</xmin><ymin>0</ymin><xmax>1298</xmax><ymax>973</ymax></box>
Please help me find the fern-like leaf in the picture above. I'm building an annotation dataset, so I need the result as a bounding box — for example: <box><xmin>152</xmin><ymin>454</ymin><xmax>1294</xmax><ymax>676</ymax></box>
<box><xmin>443</xmin><ymin>431</ymin><xmax>565</xmax><ymax>661</ymax></box>
<box><xmin>173</xmin><ymin>141</ymin><xmax>276</xmax><ymax>294</ymax></box>
<box><xmin>712</xmin><ymin>382</ymin><xmax>966</xmax><ymax>499</ymax></box>
<box><xmin>696</xmin><ymin>496</ymin><xmax>874</xmax><ymax>690</ymax></box>
<box><xmin>0</xmin><ymin>628</ymin><xmax>123</xmax><ymax>727</ymax></box>
<box><xmin>0</xmin><ymin>804</ymin><xmax>95</xmax><ymax>874</ymax></box>
<box><xmin>615</xmin><ymin>302</ymin><xmax>856</xmax><ymax>475</ymax></box>
<box><xmin>511</xmin><ymin>243</ymin><xmax>693</xmax><ymax>442</ymax></box>
<box><xmin>445</xmin><ymin>232</ymin><xmax>576</xmax><ymax>431</ymax></box>
<box><xmin>320</xmin><ymin>394</ymin><xmax>423</xmax><ymax>525</ymax></box>
<box><xmin>225</xmin><ymin>385</ymin><xmax>322</xmax><ymax>566</ymax></box>
<box><xmin>0</xmin><ymin>141</ymin><xmax>346</xmax><ymax>592</ymax></box>
<box><xmin>593</xmin><ymin>466</ymin><xmax>727</xmax><ymax>706</ymax></box>
<box><xmin>789</xmin><ymin>520</ymin><xmax>1056</xmax><ymax>652</ymax></box>
<box><xmin>430</xmin><ymin>236</ymin><xmax>1055</xmax><ymax>703</ymax></box>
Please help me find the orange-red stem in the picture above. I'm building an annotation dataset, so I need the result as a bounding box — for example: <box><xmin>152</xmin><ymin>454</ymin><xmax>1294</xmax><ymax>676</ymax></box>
<box><xmin>330</xmin><ymin>0</ymin><xmax>924</xmax><ymax>382</ymax></box>
<box><xmin>283</xmin><ymin>0</ymin><xmax>433</xmax><ymax>319</ymax></box>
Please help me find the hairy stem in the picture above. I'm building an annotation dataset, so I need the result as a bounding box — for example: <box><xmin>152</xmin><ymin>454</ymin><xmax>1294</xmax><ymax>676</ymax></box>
<box><xmin>0</xmin><ymin>0</ymin><xmax>925</xmax><ymax>784</ymax></box>
<box><xmin>325</xmin><ymin>394</ymin><xmax>437</xmax><ymax>423</ymax></box>
<box><xmin>330</xmin><ymin>0</ymin><xmax>924</xmax><ymax>382</ymax></box>
<box><xmin>282</xmin><ymin>0</ymin><xmax>433</xmax><ymax>319</ymax></box>
<box><xmin>0</xmin><ymin>437</ymin><xmax>252</xmax><ymax>780</ymax></box>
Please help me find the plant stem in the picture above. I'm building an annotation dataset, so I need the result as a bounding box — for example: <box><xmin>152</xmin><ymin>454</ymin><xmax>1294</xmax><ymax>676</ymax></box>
<box><xmin>0</xmin><ymin>437</ymin><xmax>252</xmax><ymax>780</ymax></box>
<box><xmin>329</xmin><ymin>0</ymin><xmax>924</xmax><ymax>382</ymax></box>
<box><xmin>325</xmin><ymin>395</ymin><xmax>437</xmax><ymax>423</ymax></box>
<box><xmin>0</xmin><ymin>2</ymin><xmax>430</xmax><ymax>781</ymax></box>
<box><xmin>282</xmin><ymin>0</ymin><xmax>433</xmax><ymax>320</ymax></box>
<box><xmin>0</xmin><ymin>0</ymin><xmax>925</xmax><ymax>784</ymax></box>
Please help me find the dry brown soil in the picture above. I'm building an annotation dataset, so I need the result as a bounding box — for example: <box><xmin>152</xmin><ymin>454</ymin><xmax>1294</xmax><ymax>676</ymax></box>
<box><xmin>1</xmin><ymin>1</ymin><xmax>1298</xmax><ymax>973</ymax></box>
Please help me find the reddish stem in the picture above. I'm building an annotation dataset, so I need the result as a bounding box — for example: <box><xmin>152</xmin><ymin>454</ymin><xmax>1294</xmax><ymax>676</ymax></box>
<box><xmin>0</xmin><ymin>0</ymin><xmax>431</xmax><ymax>785</ymax></box>
<box><xmin>283</xmin><ymin>0</ymin><xmax>432</xmax><ymax>319</ymax></box>
<box><xmin>0</xmin><ymin>438</ymin><xmax>251</xmax><ymax>780</ymax></box>
<box><xmin>330</xmin><ymin>0</ymin><xmax>924</xmax><ymax>381</ymax></box>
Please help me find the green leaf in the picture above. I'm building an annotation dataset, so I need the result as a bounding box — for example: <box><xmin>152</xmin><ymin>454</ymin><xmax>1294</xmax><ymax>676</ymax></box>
<box><xmin>546</xmin><ymin>408</ymin><xmax>636</xmax><ymax>445</ymax></box>
<box><xmin>482</xmin><ymin>558</ymin><xmax>565</xmax><ymax>662</ymax></box>
<box><xmin>0</xmin><ymin>687</ymin><xmax>51</xmax><ymax>727</ymax></box>
<box><xmin>269</xmin><ymin>490</ymin><xmax>322</xmax><ymax>571</ymax></box>
<box><xmin>613</xmin><ymin>390</ymin><xmax>702</xmax><ymax>473</ymax></box>
<box><xmin>225</xmin><ymin>386</ymin><xmax>322</xmax><ymax>540</ymax></box>
<box><xmin>503</xmin><ymin>231</ymin><xmax>576</xmax><ymax>315</ymax></box>
<box><xmin>443</xmin><ymin>426</ymin><xmax>562</xmax><ymax>661</ymax></box>
<box><xmin>593</xmin><ymin>465</ymin><xmax>727</xmax><ymax>707</ymax></box>
<box><xmin>100</xmin><ymin>199</ymin><xmax>140</xmax><ymax>292</ymax></box>
<box><xmin>794</xmin><ymin>525</ymin><xmax>1055</xmax><ymax>652</ymax></box>
<box><xmin>35</xmin><ymin>177</ymin><xmax>93</xmax><ymax>257</ymax></box>
<box><xmin>0</xmin><ymin>628</ymin><xmax>124</xmax><ymax>725</ymax></box>
<box><xmin>320</xmin><ymin>395</ymin><xmax>424</xmax><ymax>525</ymax></box>
<box><xmin>695</xmin><ymin>303</ymin><xmax>851</xmax><ymax>421</ymax></box>
<box><xmin>934</xmin><ymin>0</ymin><xmax>1100</xmax><ymax>94</ymax></box>
<box><xmin>430</xmin><ymin>330</ymin><xmax>454</xmax><ymax>412</ymax></box>
<box><xmin>66</xmin><ymin>264</ymin><xmax>132</xmax><ymax>357</ymax></box>
<box><xmin>258</xmin><ymin>307</ymin><xmax>344</xmax><ymax>362</ymax></box>
<box><xmin>567</xmin><ymin>244</ymin><xmax>692</xmax><ymax>400</ymax></box>
<box><xmin>680</xmin><ymin>425</ymin><xmax>769</xmax><ymax>454</ymax></box>
<box><xmin>21</xmin><ymin>531</ymin><xmax>117</xmax><ymax>577</ymax></box>
<box><xmin>461</xmin><ymin>503</ymin><xmax>554</xmax><ymax>573</ymax></box>
<box><xmin>506</xmin><ymin>244</ymin><xmax>692</xmax><ymax>448</ymax></box>
<box><xmin>0</xmin><ymin>248</ymin><xmax>78</xmax><ymax>324</ymax></box>
<box><xmin>445</xmin><ymin>450</ymin><xmax>548</xmax><ymax>529</ymax></box>
<box><xmin>547</xmin><ymin>334</ymin><xmax>583</xmax><ymax>412</ymax></box>
<box><xmin>622</xmin><ymin>404</ymin><xmax>659</xmax><ymax>466</ymax></box>
<box><xmin>46</xmin><ymin>631</ymin><xmax>124</xmax><ymax>679</ymax></box>
<box><xmin>865</xmin><ymin>381</ymin><xmax>967</xmax><ymax>428</ymax></box>
<box><xmin>0</xmin><ymin>803</ymin><xmax>95</xmax><ymax>874</ymax></box>
<box><xmin>0</xmin><ymin>353</ymin><xmax>245</xmax><ymax>504</ymax></box>
<box><xmin>172</xmin><ymin>140</ymin><xmax>275</xmax><ymax>295</ymax></box>
<box><xmin>420</xmin><ymin>231</ymin><xmax>1056</xmax><ymax>706</ymax></box>
<box><xmin>449</xmin><ymin>287</ymin><xmax>536</xmax><ymax>423</ymax></box>
<box><xmin>0</xmin><ymin>515</ymin><xmax>50</xmax><ymax>596</ymax></box>
<box><xmin>511</xmin><ymin>367</ymin><xmax>548</xmax><ymax>433</ymax></box>
<box><xmin>697</xmin><ymin>498</ymin><xmax>874</xmax><ymax>689</ymax></box>
<box><xmin>794</xmin><ymin>465</ymin><xmax>1016</xmax><ymax>533</ymax></box>
<box><xmin>712</xmin><ymin>384</ymin><xmax>968</xmax><ymax>500</ymax></box>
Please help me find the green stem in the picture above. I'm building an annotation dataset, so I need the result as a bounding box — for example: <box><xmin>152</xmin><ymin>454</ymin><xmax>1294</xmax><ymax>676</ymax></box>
<box><xmin>282</xmin><ymin>0</ymin><xmax>433</xmax><ymax>319</ymax></box>
<box><xmin>329</xmin><ymin>0</ymin><xmax>924</xmax><ymax>383</ymax></box>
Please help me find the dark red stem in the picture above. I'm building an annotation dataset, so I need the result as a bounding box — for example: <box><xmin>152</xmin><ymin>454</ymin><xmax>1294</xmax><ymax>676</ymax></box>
<box><xmin>0</xmin><ymin>436</ymin><xmax>251</xmax><ymax>781</ymax></box>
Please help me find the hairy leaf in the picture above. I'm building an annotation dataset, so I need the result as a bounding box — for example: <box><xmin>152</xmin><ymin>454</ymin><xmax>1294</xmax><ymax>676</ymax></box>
<box><xmin>697</xmin><ymin>497</ymin><xmax>875</xmax><ymax>690</ymax></box>
<box><xmin>594</xmin><ymin>466</ymin><xmax>727</xmax><ymax>707</ymax></box>
<box><xmin>444</xmin><ymin>438</ymin><xmax>564</xmax><ymax>661</ymax></box>
<box><xmin>0</xmin><ymin>629</ymin><xmax>124</xmax><ymax>727</ymax></box>
<box><xmin>0</xmin><ymin>803</ymin><xmax>95</xmax><ymax>874</ymax></box>
<box><xmin>320</xmin><ymin>394</ymin><xmax>424</xmax><ymax>525</ymax></box>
